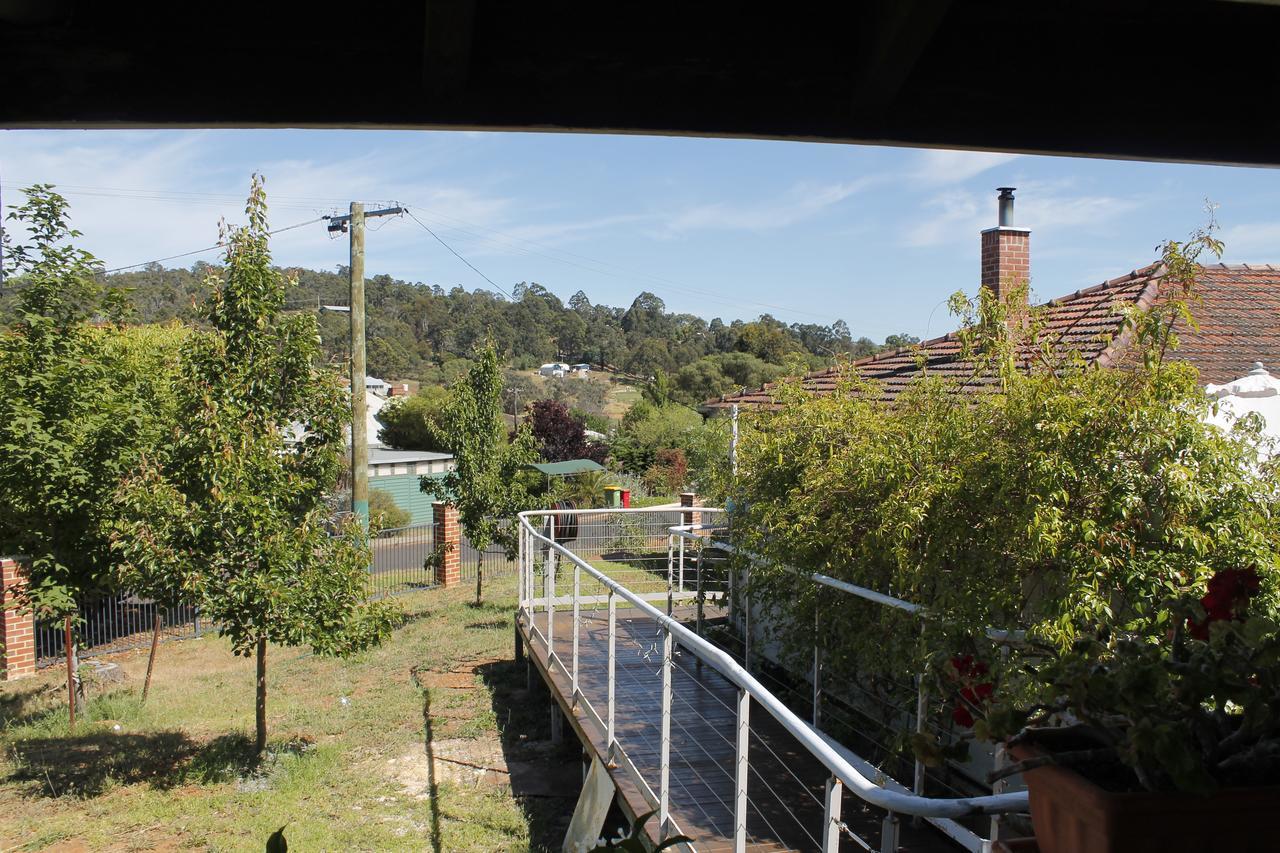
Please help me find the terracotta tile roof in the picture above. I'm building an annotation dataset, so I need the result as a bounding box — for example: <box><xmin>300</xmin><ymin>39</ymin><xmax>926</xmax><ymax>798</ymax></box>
<box><xmin>705</xmin><ymin>263</ymin><xmax>1280</xmax><ymax>409</ymax></box>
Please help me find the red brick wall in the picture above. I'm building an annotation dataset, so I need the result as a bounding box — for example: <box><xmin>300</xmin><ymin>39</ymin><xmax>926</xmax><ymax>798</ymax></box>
<box><xmin>1</xmin><ymin>558</ymin><xmax>35</xmax><ymax>681</ymax></box>
<box><xmin>980</xmin><ymin>226</ymin><xmax>1031</xmax><ymax>305</ymax></box>
<box><xmin>432</xmin><ymin>502</ymin><xmax>461</xmax><ymax>587</ymax></box>
<box><xmin>680</xmin><ymin>491</ymin><xmax>703</xmax><ymax>529</ymax></box>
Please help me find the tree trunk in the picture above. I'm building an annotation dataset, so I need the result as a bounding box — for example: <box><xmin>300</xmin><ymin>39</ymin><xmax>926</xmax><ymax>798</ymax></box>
<box><xmin>255</xmin><ymin>637</ymin><xmax>268</xmax><ymax>757</ymax></box>
<box><xmin>64</xmin><ymin>616</ymin><xmax>77</xmax><ymax>729</ymax></box>
<box><xmin>142</xmin><ymin>611</ymin><xmax>162</xmax><ymax>703</ymax></box>
<box><xmin>475</xmin><ymin>549</ymin><xmax>483</xmax><ymax>605</ymax></box>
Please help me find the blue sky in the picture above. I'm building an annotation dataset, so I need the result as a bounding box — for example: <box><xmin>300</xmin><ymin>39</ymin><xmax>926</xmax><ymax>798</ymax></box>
<box><xmin>2</xmin><ymin>129</ymin><xmax>1278</xmax><ymax>342</ymax></box>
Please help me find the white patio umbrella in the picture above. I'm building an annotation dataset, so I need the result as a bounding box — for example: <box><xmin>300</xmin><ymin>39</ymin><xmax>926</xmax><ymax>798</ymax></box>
<box><xmin>1205</xmin><ymin>362</ymin><xmax>1280</xmax><ymax>454</ymax></box>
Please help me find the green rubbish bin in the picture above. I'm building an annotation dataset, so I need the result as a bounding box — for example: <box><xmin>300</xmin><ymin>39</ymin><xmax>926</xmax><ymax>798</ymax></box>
<box><xmin>603</xmin><ymin>486</ymin><xmax>622</xmax><ymax>508</ymax></box>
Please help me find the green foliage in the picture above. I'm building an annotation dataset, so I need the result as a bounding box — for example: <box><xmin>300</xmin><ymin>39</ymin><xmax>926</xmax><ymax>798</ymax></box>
<box><xmin>680</xmin><ymin>418</ymin><xmax>734</xmax><ymax>503</ymax></box>
<box><xmin>0</xmin><ymin>186</ymin><xmax>178</xmax><ymax>620</ymax></box>
<box><xmin>368</xmin><ymin>489</ymin><xmax>410</xmax><ymax>532</ymax></box>
<box><xmin>732</xmin><ymin>225</ymin><xmax>1280</xmax><ymax>723</ymax></box>
<box><xmin>17</xmin><ymin>265</ymin><xmax>919</xmax><ymax>401</ymax></box>
<box><xmin>642</xmin><ymin>448</ymin><xmax>688</xmax><ymax>495</ymax></box>
<box><xmin>437</xmin><ymin>343</ymin><xmax>539</xmax><ymax>559</ymax></box>
<box><xmin>110</xmin><ymin>177</ymin><xmax>394</xmax><ymax>751</ymax></box>
<box><xmin>610</xmin><ymin>401</ymin><xmax>702</xmax><ymax>475</ymax></box>
<box><xmin>556</xmin><ymin>470</ymin><xmax>615</xmax><ymax>508</ymax></box>
<box><xmin>943</xmin><ymin>587</ymin><xmax>1280</xmax><ymax>794</ymax></box>
<box><xmin>376</xmin><ymin>386</ymin><xmax>451</xmax><ymax>452</ymax></box>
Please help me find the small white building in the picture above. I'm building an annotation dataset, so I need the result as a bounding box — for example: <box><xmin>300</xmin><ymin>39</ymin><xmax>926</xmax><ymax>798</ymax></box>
<box><xmin>365</xmin><ymin>376</ymin><xmax>392</xmax><ymax>397</ymax></box>
<box><xmin>539</xmin><ymin>362</ymin><xmax>570</xmax><ymax>377</ymax></box>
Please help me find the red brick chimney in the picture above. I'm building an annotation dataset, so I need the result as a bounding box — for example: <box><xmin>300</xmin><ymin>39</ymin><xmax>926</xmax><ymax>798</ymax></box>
<box><xmin>980</xmin><ymin>187</ymin><xmax>1030</xmax><ymax>306</ymax></box>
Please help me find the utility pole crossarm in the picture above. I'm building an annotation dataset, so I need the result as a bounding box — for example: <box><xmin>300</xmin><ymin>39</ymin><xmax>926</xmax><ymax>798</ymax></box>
<box><xmin>326</xmin><ymin>206</ymin><xmax>404</xmax><ymax>233</ymax></box>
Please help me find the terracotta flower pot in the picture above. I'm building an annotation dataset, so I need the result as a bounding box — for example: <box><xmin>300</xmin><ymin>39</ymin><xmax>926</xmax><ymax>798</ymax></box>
<box><xmin>1009</xmin><ymin>743</ymin><xmax>1280</xmax><ymax>853</ymax></box>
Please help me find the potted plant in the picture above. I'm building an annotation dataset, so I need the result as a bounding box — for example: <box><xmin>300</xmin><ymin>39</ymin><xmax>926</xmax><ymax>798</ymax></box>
<box><xmin>922</xmin><ymin>567</ymin><xmax>1280</xmax><ymax>853</ymax></box>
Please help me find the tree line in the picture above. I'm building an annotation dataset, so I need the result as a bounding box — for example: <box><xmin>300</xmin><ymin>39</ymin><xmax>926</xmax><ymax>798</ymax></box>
<box><xmin>23</xmin><ymin>264</ymin><xmax>918</xmax><ymax>407</ymax></box>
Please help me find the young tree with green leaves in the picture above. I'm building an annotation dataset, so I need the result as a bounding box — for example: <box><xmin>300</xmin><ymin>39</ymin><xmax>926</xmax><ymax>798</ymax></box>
<box><xmin>433</xmin><ymin>342</ymin><xmax>538</xmax><ymax>603</ymax></box>
<box><xmin>113</xmin><ymin>177</ymin><xmax>393</xmax><ymax>755</ymax></box>
<box><xmin>0</xmin><ymin>186</ymin><xmax>175</xmax><ymax>721</ymax></box>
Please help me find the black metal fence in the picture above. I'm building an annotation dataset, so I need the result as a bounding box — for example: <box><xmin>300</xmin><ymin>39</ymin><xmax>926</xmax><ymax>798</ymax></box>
<box><xmin>34</xmin><ymin>518</ymin><xmax>523</xmax><ymax>665</ymax></box>
<box><xmin>369</xmin><ymin>523</ymin><xmax>438</xmax><ymax>597</ymax></box>
<box><xmin>36</xmin><ymin>596</ymin><xmax>203</xmax><ymax>668</ymax></box>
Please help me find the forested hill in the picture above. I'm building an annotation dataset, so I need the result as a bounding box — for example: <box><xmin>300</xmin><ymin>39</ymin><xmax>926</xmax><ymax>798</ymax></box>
<box><xmin>15</xmin><ymin>263</ymin><xmax>918</xmax><ymax>404</ymax></box>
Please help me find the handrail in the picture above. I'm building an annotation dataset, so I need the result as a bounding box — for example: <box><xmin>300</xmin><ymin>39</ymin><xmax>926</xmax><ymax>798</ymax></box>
<box><xmin>518</xmin><ymin>509</ymin><xmax>1028</xmax><ymax>823</ymax></box>
<box><xmin>666</xmin><ymin>521</ymin><xmax>1026</xmax><ymax>851</ymax></box>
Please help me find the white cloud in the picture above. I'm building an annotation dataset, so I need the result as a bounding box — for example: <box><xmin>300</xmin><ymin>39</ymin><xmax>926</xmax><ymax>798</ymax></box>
<box><xmin>0</xmin><ymin>131</ymin><xmax>518</xmax><ymax>272</ymax></box>
<box><xmin>1221</xmin><ymin>222</ymin><xmax>1280</xmax><ymax>261</ymax></box>
<box><xmin>901</xmin><ymin>181</ymin><xmax>1142</xmax><ymax>248</ymax></box>
<box><xmin>907</xmin><ymin>149</ymin><xmax>1021</xmax><ymax>186</ymax></box>
<box><xmin>660</xmin><ymin>176</ymin><xmax>882</xmax><ymax>235</ymax></box>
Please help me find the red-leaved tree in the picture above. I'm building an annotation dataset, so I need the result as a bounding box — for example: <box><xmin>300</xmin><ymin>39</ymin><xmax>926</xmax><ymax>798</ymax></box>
<box><xmin>528</xmin><ymin>399</ymin><xmax>607</xmax><ymax>463</ymax></box>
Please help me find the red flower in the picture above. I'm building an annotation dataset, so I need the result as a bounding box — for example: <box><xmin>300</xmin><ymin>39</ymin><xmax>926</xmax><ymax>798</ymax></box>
<box><xmin>950</xmin><ymin>655</ymin><xmax>988</xmax><ymax>679</ymax></box>
<box><xmin>948</xmin><ymin>655</ymin><xmax>994</xmax><ymax>728</ymax></box>
<box><xmin>1188</xmin><ymin>567</ymin><xmax>1261</xmax><ymax>640</ymax></box>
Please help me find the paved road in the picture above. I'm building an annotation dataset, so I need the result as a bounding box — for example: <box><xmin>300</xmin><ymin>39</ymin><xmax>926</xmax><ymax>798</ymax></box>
<box><xmin>370</xmin><ymin>534</ymin><xmax>505</xmax><ymax>576</ymax></box>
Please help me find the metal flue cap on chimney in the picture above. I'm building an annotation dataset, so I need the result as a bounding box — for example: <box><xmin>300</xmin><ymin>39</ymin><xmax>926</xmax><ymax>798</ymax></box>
<box><xmin>997</xmin><ymin>187</ymin><xmax>1016</xmax><ymax>226</ymax></box>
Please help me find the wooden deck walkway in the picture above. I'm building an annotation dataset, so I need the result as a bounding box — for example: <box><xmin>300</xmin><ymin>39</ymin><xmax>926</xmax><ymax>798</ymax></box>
<box><xmin>518</xmin><ymin>605</ymin><xmax>962</xmax><ymax>852</ymax></box>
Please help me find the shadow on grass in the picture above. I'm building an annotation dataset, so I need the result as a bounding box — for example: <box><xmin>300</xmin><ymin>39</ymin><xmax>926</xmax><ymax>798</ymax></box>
<box><xmin>6</xmin><ymin>722</ymin><xmax>315</xmax><ymax>800</ymax></box>
<box><xmin>5</xmin><ymin>729</ymin><xmax>199</xmax><ymax>798</ymax></box>
<box><xmin>465</xmin><ymin>619</ymin><xmax>510</xmax><ymax>631</ymax></box>
<box><xmin>0</xmin><ymin>681</ymin><xmax>57</xmax><ymax>729</ymax></box>
<box><xmin>477</xmin><ymin>657</ymin><xmax>582</xmax><ymax>852</ymax></box>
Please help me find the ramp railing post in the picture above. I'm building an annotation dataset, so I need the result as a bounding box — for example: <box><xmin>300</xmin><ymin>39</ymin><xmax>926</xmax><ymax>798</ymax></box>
<box><xmin>813</xmin><ymin>603</ymin><xmax>822</xmax><ymax>728</ymax></box>
<box><xmin>880</xmin><ymin>811</ymin><xmax>900</xmax><ymax>853</ymax></box>
<box><xmin>823</xmin><ymin>775</ymin><xmax>843</xmax><ymax>852</ymax></box>
<box><xmin>734</xmin><ymin>686</ymin><xmax>750</xmax><ymax>853</ymax></box>
<box><xmin>659</xmin><ymin>624</ymin><xmax>673</xmax><ymax>840</ymax></box>
<box><xmin>545</xmin><ymin>519</ymin><xmax>555</xmax><ymax>663</ymax></box>
<box><xmin>914</xmin><ymin>676</ymin><xmax>928</xmax><ymax>797</ymax></box>
<box><xmin>666</xmin><ymin>533</ymin><xmax>675</xmax><ymax>616</ymax></box>
<box><xmin>572</xmin><ymin>561</ymin><xmax>580</xmax><ymax>699</ymax></box>
<box><xmin>695</xmin><ymin>546</ymin><xmax>704</xmax><ymax>637</ymax></box>
<box><xmin>607</xmin><ymin>590</ymin><xmax>616</xmax><ymax>759</ymax></box>
<box><xmin>677</xmin><ymin>534</ymin><xmax>686</xmax><ymax>593</ymax></box>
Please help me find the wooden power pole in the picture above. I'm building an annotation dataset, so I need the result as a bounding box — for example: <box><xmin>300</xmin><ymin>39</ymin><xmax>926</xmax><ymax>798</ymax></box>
<box><xmin>326</xmin><ymin>203</ymin><xmax>403</xmax><ymax>532</ymax></box>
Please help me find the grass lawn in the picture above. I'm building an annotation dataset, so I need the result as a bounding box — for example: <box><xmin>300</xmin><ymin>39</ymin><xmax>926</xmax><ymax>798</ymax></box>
<box><xmin>0</xmin><ymin>574</ymin><xmax>583</xmax><ymax>852</ymax></box>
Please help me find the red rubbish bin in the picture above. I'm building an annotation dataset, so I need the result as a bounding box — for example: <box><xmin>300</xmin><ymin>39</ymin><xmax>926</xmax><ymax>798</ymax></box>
<box><xmin>620</xmin><ymin>488</ymin><xmax>631</xmax><ymax>508</ymax></box>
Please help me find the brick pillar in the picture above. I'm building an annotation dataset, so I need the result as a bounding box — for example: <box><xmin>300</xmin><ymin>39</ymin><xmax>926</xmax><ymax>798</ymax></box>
<box><xmin>680</xmin><ymin>492</ymin><xmax>703</xmax><ymax>530</ymax></box>
<box><xmin>2</xmin><ymin>558</ymin><xmax>36</xmax><ymax>681</ymax></box>
<box><xmin>433</xmin><ymin>502</ymin><xmax>461</xmax><ymax>587</ymax></box>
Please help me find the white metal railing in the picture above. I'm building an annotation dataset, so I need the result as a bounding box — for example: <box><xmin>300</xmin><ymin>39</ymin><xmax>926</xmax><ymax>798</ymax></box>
<box><xmin>669</xmin><ymin>527</ymin><xmax>1023</xmax><ymax>852</ymax></box>
<box><xmin>516</xmin><ymin>507</ymin><xmax>1029</xmax><ymax>853</ymax></box>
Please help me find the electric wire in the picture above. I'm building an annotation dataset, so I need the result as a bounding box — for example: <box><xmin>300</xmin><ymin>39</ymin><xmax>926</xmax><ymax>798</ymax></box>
<box><xmin>402</xmin><ymin>207</ymin><xmax>515</xmax><ymax>300</ymax></box>
<box><xmin>102</xmin><ymin>216</ymin><xmax>327</xmax><ymax>274</ymax></box>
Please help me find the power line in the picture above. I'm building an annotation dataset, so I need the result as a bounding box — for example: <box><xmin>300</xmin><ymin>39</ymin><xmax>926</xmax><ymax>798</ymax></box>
<box><xmin>403</xmin><ymin>207</ymin><xmax>515</xmax><ymax>301</ymax></box>
<box><xmin>102</xmin><ymin>216</ymin><xmax>327</xmax><ymax>274</ymax></box>
<box><xmin>396</xmin><ymin>201</ymin><xmax>837</xmax><ymax>322</ymax></box>
<box><xmin>4</xmin><ymin>178</ymin><xmax>839</xmax><ymax>323</ymax></box>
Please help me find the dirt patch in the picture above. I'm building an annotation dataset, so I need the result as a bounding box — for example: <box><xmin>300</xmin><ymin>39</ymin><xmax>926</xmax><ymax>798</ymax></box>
<box><xmin>418</xmin><ymin>671</ymin><xmax>478</xmax><ymax>690</ymax></box>
<box><xmin>387</xmin><ymin>737</ymin><xmax>511</xmax><ymax>799</ymax></box>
